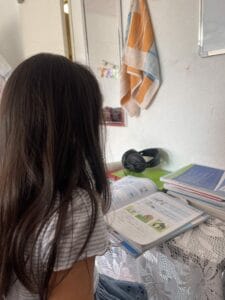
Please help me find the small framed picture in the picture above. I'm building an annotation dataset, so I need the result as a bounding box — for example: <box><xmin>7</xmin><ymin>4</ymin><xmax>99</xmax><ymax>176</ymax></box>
<box><xmin>102</xmin><ymin>106</ymin><xmax>126</xmax><ymax>127</ymax></box>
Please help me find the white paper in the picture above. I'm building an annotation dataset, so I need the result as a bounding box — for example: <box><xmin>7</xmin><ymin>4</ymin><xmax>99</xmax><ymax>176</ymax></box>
<box><xmin>109</xmin><ymin>176</ymin><xmax>157</xmax><ymax>211</ymax></box>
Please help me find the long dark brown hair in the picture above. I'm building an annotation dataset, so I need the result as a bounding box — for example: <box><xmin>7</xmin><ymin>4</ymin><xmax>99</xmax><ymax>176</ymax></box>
<box><xmin>0</xmin><ymin>53</ymin><xmax>110</xmax><ymax>298</ymax></box>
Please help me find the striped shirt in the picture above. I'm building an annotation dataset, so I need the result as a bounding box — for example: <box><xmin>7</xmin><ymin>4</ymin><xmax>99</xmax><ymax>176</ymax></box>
<box><xmin>6</xmin><ymin>189</ymin><xmax>108</xmax><ymax>299</ymax></box>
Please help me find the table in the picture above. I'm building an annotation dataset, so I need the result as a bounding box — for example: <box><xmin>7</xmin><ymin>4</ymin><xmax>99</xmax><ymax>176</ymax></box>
<box><xmin>96</xmin><ymin>217</ymin><xmax>225</xmax><ymax>299</ymax></box>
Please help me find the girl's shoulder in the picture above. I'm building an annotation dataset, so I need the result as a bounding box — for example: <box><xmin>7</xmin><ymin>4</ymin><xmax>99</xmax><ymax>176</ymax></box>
<box><xmin>35</xmin><ymin>188</ymin><xmax>109</xmax><ymax>271</ymax></box>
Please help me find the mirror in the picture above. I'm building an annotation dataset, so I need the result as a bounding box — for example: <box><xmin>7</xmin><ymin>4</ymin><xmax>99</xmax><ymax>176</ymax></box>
<box><xmin>199</xmin><ymin>0</ymin><xmax>225</xmax><ymax>57</ymax></box>
<box><xmin>71</xmin><ymin>0</ymin><xmax>126</xmax><ymax>126</ymax></box>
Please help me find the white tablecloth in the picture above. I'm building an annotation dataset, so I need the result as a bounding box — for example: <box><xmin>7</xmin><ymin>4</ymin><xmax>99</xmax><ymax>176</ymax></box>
<box><xmin>97</xmin><ymin>218</ymin><xmax>225</xmax><ymax>299</ymax></box>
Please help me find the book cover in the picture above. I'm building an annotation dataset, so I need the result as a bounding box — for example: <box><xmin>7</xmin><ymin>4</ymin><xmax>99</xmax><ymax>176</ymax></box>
<box><xmin>161</xmin><ymin>164</ymin><xmax>225</xmax><ymax>199</ymax></box>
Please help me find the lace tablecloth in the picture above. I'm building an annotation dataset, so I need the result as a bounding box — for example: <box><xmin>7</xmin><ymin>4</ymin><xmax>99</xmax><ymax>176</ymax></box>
<box><xmin>97</xmin><ymin>218</ymin><xmax>225</xmax><ymax>299</ymax></box>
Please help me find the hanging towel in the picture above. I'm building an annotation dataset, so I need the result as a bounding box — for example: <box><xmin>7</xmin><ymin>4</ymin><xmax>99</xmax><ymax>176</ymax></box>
<box><xmin>120</xmin><ymin>0</ymin><xmax>161</xmax><ymax>117</ymax></box>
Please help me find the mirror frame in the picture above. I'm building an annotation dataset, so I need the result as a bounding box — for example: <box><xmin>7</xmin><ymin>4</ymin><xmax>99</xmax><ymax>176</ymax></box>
<box><xmin>199</xmin><ymin>0</ymin><xmax>225</xmax><ymax>57</ymax></box>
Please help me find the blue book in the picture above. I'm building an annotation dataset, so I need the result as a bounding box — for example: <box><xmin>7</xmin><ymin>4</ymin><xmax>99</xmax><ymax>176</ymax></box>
<box><xmin>161</xmin><ymin>164</ymin><xmax>225</xmax><ymax>200</ymax></box>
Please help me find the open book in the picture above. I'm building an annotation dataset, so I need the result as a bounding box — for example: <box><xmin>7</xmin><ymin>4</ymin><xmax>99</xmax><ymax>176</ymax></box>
<box><xmin>106</xmin><ymin>176</ymin><xmax>207</xmax><ymax>257</ymax></box>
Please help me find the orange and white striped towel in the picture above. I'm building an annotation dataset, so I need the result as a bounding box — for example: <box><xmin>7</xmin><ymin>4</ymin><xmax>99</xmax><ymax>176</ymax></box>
<box><xmin>120</xmin><ymin>0</ymin><xmax>161</xmax><ymax>117</ymax></box>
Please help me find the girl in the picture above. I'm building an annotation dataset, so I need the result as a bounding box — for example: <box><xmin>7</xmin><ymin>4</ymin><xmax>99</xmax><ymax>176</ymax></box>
<box><xmin>0</xmin><ymin>53</ymin><xmax>148</xmax><ymax>300</ymax></box>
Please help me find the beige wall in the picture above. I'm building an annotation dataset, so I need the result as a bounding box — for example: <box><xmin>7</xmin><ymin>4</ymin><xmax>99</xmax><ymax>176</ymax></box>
<box><xmin>0</xmin><ymin>0</ymin><xmax>66</xmax><ymax>66</ymax></box>
<box><xmin>72</xmin><ymin>0</ymin><xmax>225</xmax><ymax>171</ymax></box>
<box><xmin>109</xmin><ymin>0</ymin><xmax>225</xmax><ymax>171</ymax></box>
<box><xmin>0</xmin><ymin>0</ymin><xmax>24</xmax><ymax>67</ymax></box>
<box><xmin>18</xmin><ymin>0</ymin><xmax>66</xmax><ymax>58</ymax></box>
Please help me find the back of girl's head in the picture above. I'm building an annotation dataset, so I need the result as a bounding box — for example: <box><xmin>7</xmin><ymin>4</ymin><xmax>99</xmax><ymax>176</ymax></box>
<box><xmin>0</xmin><ymin>53</ymin><xmax>110</xmax><ymax>297</ymax></box>
<box><xmin>1</xmin><ymin>53</ymin><xmax>106</xmax><ymax>195</ymax></box>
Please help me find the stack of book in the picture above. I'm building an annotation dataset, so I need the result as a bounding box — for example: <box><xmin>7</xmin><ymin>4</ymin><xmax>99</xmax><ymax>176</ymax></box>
<box><xmin>161</xmin><ymin>164</ymin><xmax>225</xmax><ymax>221</ymax></box>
